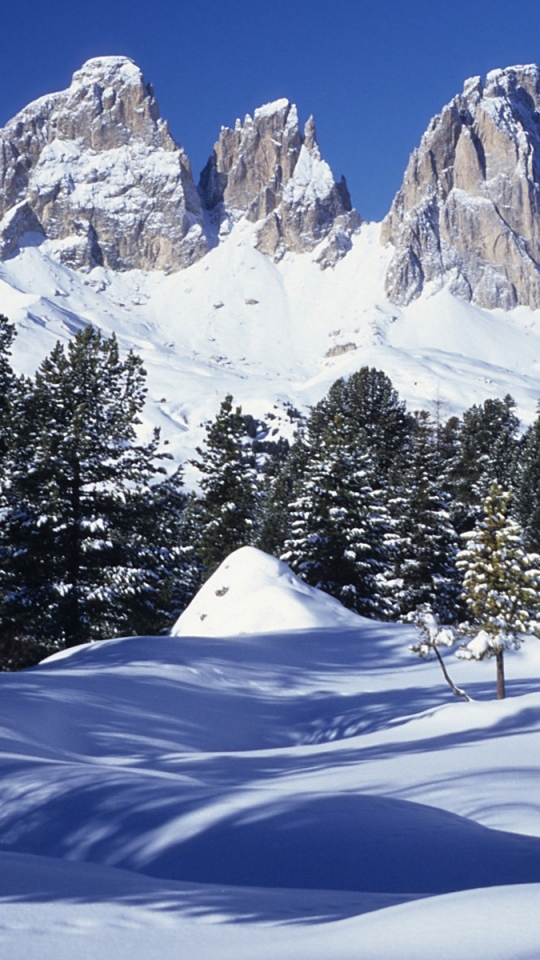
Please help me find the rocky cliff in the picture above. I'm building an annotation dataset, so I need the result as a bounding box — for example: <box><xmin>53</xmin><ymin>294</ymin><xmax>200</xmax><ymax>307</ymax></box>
<box><xmin>0</xmin><ymin>60</ymin><xmax>358</xmax><ymax>273</ymax></box>
<box><xmin>382</xmin><ymin>65</ymin><xmax>540</xmax><ymax>309</ymax></box>
<box><xmin>200</xmin><ymin>99</ymin><xmax>359</xmax><ymax>266</ymax></box>
<box><xmin>0</xmin><ymin>57</ymin><xmax>207</xmax><ymax>272</ymax></box>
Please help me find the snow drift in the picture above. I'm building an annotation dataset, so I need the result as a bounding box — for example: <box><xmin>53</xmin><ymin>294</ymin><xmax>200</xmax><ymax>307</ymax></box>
<box><xmin>1</xmin><ymin>547</ymin><xmax>540</xmax><ymax>956</ymax></box>
<box><xmin>171</xmin><ymin>546</ymin><xmax>364</xmax><ymax>636</ymax></box>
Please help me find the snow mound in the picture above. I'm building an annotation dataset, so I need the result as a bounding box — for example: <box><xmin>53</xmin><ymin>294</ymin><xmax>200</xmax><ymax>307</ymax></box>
<box><xmin>171</xmin><ymin>546</ymin><xmax>365</xmax><ymax>636</ymax></box>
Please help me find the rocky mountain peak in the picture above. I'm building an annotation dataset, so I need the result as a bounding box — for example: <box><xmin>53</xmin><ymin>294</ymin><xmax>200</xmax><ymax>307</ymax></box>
<box><xmin>382</xmin><ymin>63</ymin><xmax>540</xmax><ymax>309</ymax></box>
<box><xmin>44</xmin><ymin>56</ymin><xmax>167</xmax><ymax>150</ymax></box>
<box><xmin>200</xmin><ymin>98</ymin><xmax>359</xmax><ymax>266</ymax></box>
<box><xmin>0</xmin><ymin>56</ymin><xmax>206</xmax><ymax>272</ymax></box>
<box><xmin>0</xmin><ymin>60</ymin><xmax>358</xmax><ymax>276</ymax></box>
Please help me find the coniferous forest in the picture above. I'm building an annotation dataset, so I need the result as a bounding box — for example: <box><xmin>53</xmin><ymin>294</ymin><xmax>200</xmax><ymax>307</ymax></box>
<box><xmin>1</xmin><ymin>312</ymin><xmax>540</xmax><ymax>670</ymax></box>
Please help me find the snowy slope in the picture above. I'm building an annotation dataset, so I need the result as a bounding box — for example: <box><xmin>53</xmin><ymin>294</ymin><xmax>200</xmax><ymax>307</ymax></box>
<box><xmin>2</xmin><ymin>218</ymin><xmax>540</xmax><ymax>480</ymax></box>
<box><xmin>1</xmin><ymin>549</ymin><xmax>540</xmax><ymax>958</ymax></box>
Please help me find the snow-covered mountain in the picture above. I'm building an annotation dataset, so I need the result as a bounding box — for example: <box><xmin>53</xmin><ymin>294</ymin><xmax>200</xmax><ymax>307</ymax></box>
<box><xmin>1</xmin><ymin>57</ymin><xmax>540</xmax><ymax>472</ymax></box>
<box><xmin>383</xmin><ymin>65</ymin><xmax>540</xmax><ymax>310</ymax></box>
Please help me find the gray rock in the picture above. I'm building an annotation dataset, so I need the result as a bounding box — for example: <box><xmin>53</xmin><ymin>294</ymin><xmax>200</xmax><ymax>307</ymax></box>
<box><xmin>382</xmin><ymin>64</ymin><xmax>540</xmax><ymax>309</ymax></box>
<box><xmin>0</xmin><ymin>56</ymin><xmax>207</xmax><ymax>271</ymax></box>
<box><xmin>200</xmin><ymin>100</ymin><xmax>359</xmax><ymax>263</ymax></box>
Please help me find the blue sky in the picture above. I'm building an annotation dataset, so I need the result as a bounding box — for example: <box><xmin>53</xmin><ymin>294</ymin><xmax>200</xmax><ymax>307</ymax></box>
<box><xmin>2</xmin><ymin>0</ymin><xmax>540</xmax><ymax>220</ymax></box>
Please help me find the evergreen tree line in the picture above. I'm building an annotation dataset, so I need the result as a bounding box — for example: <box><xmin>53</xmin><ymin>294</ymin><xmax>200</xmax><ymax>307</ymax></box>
<box><xmin>191</xmin><ymin>365</ymin><xmax>540</xmax><ymax>636</ymax></box>
<box><xmin>2</xmin><ymin>312</ymin><xmax>540</xmax><ymax>672</ymax></box>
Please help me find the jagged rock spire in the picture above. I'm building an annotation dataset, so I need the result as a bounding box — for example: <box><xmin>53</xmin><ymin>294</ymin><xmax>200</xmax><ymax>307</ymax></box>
<box><xmin>382</xmin><ymin>64</ymin><xmax>540</xmax><ymax>309</ymax></box>
<box><xmin>200</xmin><ymin>98</ymin><xmax>359</xmax><ymax>266</ymax></box>
<box><xmin>0</xmin><ymin>62</ymin><xmax>358</xmax><ymax>273</ymax></box>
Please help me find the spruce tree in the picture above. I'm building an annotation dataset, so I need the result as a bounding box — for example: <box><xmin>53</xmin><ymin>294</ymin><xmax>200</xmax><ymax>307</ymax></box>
<box><xmin>513</xmin><ymin>411</ymin><xmax>540</xmax><ymax>553</ymax></box>
<box><xmin>0</xmin><ymin>314</ymin><xmax>17</xmax><ymax>458</ymax></box>
<box><xmin>445</xmin><ymin>396</ymin><xmax>520</xmax><ymax>533</ymax></box>
<box><xmin>257</xmin><ymin>432</ymin><xmax>310</xmax><ymax>556</ymax></box>
<box><xmin>282</xmin><ymin>434</ymin><xmax>391</xmax><ymax>618</ymax></box>
<box><xmin>308</xmin><ymin>367</ymin><xmax>414</xmax><ymax>485</ymax></box>
<box><xmin>456</xmin><ymin>484</ymin><xmax>540</xmax><ymax>698</ymax></box>
<box><xmin>0</xmin><ymin>326</ymin><xmax>173</xmax><ymax>647</ymax></box>
<box><xmin>390</xmin><ymin>411</ymin><xmax>461</xmax><ymax>622</ymax></box>
<box><xmin>190</xmin><ymin>395</ymin><xmax>259</xmax><ymax>574</ymax></box>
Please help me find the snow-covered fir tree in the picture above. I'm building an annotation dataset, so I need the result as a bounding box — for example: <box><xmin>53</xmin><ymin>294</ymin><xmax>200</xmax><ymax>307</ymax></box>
<box><xmin>282</xmin><ymin>430</ymin><xmax>392</xmax><ymax>619</ymax></box>
<box><xmin>257</xmin><ymin>432</ymin><xmax>309</xmax><ymax>557</ymax></box>
<box><xmin>389</xmin><ymin>411</ymin><xmax>461</xmax><ymax>622</ymax></box>
<box><xmin>445</xmin><ymin>396</ymin><xmax>520</xmax><ymax>533</ymax></box>
<box><xmin>456</xmin><ymin>483</ymin><xmax>540</xmax><ymax>698</ymax></box>
<box><xmin>191</xmin><ymin>395</ymin><xmax>259</xmax><ymax>574</ymax></box>
<box><xmin>308</xmin><ymin>367</ymin><xmax>414</xmax><ymax>486</ymax></box>
<box><xmin>513</xmin><ymin>410</ymin><xmax>540</xmax><ymax>553</ymax></box>
<box><xmin>0</xmin><ymin>326</ymin><xmax>178</xmax><ymax>648</ymax></box>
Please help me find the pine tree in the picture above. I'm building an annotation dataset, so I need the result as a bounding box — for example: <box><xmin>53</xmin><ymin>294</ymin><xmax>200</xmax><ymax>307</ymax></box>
<box><xmin>0</xmin><ymin>326</ymin><xmax>173</xmax><ymax>647</ymax></box>
<box><xmin>308</xmin><ymin>367</ymin><xmax>414</xmax><ymax>484</ymax></box>
<box><xmin>456</xmin><ymin>484</ymin><xmax>540</xmax><ymax>698</ymax></box>
<box><xmin>190</xmin><ymin>395</ymin><xmax>259</xmax><ymax>574</ymax></box>
<box><xmin>0</xmin><ymin>314</ymin><xmax>17</xmax><ymax>459</ymax></box>
<box><xmin>445</xmin><ymin>396</ymin><xmax>520</xmax><ymax>533</ymax></box>
<box><xmin>513</xmin><ymin>411</ymin><xmax>540</xmax><ymax>553</ymax></box>
<box><xmin>119</xmin><ymin>465</ymin><xmax>202</xmax><ymax>635</ymax></box>
<box><xmin>282</xmin><ymin>435</ymin><xmax>391</xmax><ymax>618</ymax></box>
<box><xmin>390</xmin><ymin>411</ymin><xmax>461</xmax><ymax>621</ymax></box>
<box><xmin>257</xmin><ymin>431</ymin><xmax>310</xmax><ymax>556</ymax></box>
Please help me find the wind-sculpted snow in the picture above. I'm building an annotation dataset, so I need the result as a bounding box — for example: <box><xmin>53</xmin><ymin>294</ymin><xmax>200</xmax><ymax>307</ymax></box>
<box><xmin>171</xmin><ymin>546</ymin><xmax>365</xmax><ymax>635</ymax></box>
<box><xmin>1</xmin><ymin>560</ymin><xmax>540</xmax><ymax>958</ymax></box>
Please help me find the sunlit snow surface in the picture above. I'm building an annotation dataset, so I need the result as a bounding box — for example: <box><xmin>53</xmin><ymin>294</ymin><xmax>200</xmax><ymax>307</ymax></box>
<box><xmin>2</xmin><ymin>220</ymin><xmax>540</xmax><ymax>487</ymax></box>
<box><xmin>1</xmin><ymin>548</ymin><xmax>540</xmax><ymax>958</ymax></box>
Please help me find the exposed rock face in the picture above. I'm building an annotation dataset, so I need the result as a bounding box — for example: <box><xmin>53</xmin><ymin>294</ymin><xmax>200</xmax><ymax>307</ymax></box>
<box><xmin>0</xmin><ymin>57</ymin><xmax>207</xmax><ymax>271</ymax></box>
<box><xmin>200</xmin><ymin>100</ymin><xmax>360</xmax><ymax>266</ymax></box>
<box><xmin>382</xmin><ymin>65</ymin><xmax>540</xmax><ymax>309</ymax></box>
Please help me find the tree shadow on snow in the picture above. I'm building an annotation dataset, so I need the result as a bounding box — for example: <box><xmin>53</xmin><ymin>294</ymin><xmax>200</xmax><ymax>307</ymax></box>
<box><xmin>129</xmin><ymin>792</ymin><xmax>540</xmax><ymax>895</ymax></box>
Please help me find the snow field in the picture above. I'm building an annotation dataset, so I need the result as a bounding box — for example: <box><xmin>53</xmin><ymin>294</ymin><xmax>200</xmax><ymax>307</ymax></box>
<box><xmin>1</xmin><ymin>547</ymin><xmax>540</xmax><ymax>957</ymax></box>
<box><xmin>3</xmin><ymin>217</ymin><xmax>540</xmax><ymax>482</ymax></box>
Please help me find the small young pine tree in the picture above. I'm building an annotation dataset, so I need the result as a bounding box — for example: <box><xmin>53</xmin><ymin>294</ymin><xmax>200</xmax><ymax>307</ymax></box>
<box><xmin>456</xmin><ymin>484</ymin><xmax>540</xmax><ymax>698</ymax></box>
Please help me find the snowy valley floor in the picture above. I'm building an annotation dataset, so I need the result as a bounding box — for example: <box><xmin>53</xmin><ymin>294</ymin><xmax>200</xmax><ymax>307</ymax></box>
<box><xmin>1</xmin><ymin>603</ymin><xmax>540</xmax><ymax>958</ymax></box>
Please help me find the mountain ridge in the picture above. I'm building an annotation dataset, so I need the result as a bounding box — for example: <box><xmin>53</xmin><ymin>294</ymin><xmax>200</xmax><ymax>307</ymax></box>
<box><xmin>2</xmin><ymin>58</ymin><xmax>540</xmax><ymax>471</ymax></box>
<box><xmin>0</xmin><ymin>56</ymin><xmax>357</xmax><ymax>275</ymax></box>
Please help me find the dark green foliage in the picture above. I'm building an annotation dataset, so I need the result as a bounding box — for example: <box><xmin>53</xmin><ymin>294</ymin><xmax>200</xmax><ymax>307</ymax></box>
<box><xmin>445</xmin><ymin>395</ymin><xmax>520</xmax><ymax>532</ymax></box>
<box><xmin>0</xmin><ymin>633</ymin><xmax>61</xmax><ymax>672</ymax></box>
<box><xmin>308</xmin><ymin>367</ymin><xmax>414</xmax><ymax>482</ymax></box>
<box><xmin>257</xmin><ymin>433</ymin><xmax>310</xmax><ymax>556</ymax></box>
<box><xmin>0</xmin><ymin>326</ymin><xmax>193</xmax><ymax>649</ymax></box>
<box><xmin>513</xmin><ymin>413</ymin><xmax>540</xmax><ymax>553</ymax></box>
<box><xmin>190</xmin><ymin>395</ymin><xmax>259</xmax><ymax>574</ymax></box>
<box><xmin>282</xmin><ymin>437</ymin><xmax>392</xmax><ymax>618</ymax></box>
<box><xmin>389</xmin><ymin>411</ymin><xmax>461</xmax><ymax>621</ymax></box>
<box><xmin>0</xmin><ymin>314</ymin><xmax>17</xmax><ymax>459</ymax></box>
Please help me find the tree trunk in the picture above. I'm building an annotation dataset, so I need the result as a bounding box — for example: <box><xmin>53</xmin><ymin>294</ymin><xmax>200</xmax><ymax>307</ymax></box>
<box><xmin>433</xmin><ymin>645</ymin><xmax>471</xmax><ymax>701</ymax></box>
<box><xmin>496</xmin><ymin>649</ymin><xmax>505</xmax><ymax>699</ymax></box>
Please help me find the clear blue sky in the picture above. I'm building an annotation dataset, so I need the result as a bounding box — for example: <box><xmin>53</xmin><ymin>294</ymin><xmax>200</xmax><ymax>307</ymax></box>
<box><xmin>2</xmin><ymin>0</ymin><xmax>540</xmax><ymax>221</ymax></box>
